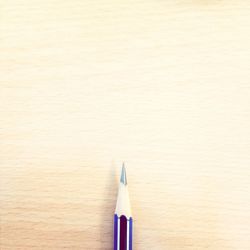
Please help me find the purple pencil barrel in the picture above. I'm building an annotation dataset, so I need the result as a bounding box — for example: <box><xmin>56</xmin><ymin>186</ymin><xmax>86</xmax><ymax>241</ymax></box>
<box><xmin>114</xmin><ymin>214</ymin><xmax>133</xmax><ymax>250</ymax></box>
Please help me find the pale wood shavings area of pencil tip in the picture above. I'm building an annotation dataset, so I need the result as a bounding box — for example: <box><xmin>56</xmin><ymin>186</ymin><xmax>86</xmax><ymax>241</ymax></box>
<box><xmin>1</xmin><ymin>0</ymin><xmax>250</xmax><ymax>249</ymax></box>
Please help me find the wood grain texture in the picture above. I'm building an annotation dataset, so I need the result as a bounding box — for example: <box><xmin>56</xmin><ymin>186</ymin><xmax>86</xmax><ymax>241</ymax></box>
<box><xmin>1</xmin><ymin>0</ymin><xmax>250</xmax><ymax>249</ymax></box>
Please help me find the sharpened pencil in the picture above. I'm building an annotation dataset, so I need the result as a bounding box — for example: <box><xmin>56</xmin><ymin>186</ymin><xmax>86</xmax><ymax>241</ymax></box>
<box><xmin>114</xmin><ymin>163</ymin><xmax>132</xmax><ymax>250</ymax></box>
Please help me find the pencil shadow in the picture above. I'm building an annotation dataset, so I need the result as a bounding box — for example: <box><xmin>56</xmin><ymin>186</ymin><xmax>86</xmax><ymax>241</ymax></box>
<box><xmin>99</xmin><ymin>161</ymin><xmax>118</xmax><ymax>249</ymax></box>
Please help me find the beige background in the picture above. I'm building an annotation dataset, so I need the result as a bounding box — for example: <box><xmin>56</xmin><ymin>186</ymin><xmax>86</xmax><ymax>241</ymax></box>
<box><xmin>1</xmin><ymin>1</ymin><xmax>250</xmax><ymax>249</ymax></box>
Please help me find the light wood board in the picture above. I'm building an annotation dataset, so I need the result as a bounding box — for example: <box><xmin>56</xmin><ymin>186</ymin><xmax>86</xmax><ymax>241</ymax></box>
<box><xmin>1</xmin><ymin>0</ymin><xmax>250</xmax><ymax>249</ymax></box>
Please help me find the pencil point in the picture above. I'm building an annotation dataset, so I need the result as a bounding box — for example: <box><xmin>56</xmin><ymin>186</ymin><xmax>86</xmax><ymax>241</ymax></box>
<box><xmin>120</xmin><ymin>163</ymin><xmax>127</xmax><ymax>185</ymax></box>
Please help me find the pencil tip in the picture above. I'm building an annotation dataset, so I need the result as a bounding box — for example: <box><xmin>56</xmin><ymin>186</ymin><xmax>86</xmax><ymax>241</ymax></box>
<box><xmin>120</xmin><ymin>163</ymin><xmax>127</xmax><ymax>185</ymax></box>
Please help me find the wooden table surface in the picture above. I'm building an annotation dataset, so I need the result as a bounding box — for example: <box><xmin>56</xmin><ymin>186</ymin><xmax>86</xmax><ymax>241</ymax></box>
<box><xmin>1</xmin><ymin>1</ymin><xmax>250</xmax><ymax>249</ymax></box>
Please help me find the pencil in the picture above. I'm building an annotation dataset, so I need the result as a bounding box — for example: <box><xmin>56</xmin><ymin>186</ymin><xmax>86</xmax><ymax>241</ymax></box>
<box><xmin>114</xmin><ymin>163</ymin><xmax>133</xmax><ymax>250</ymax></box>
